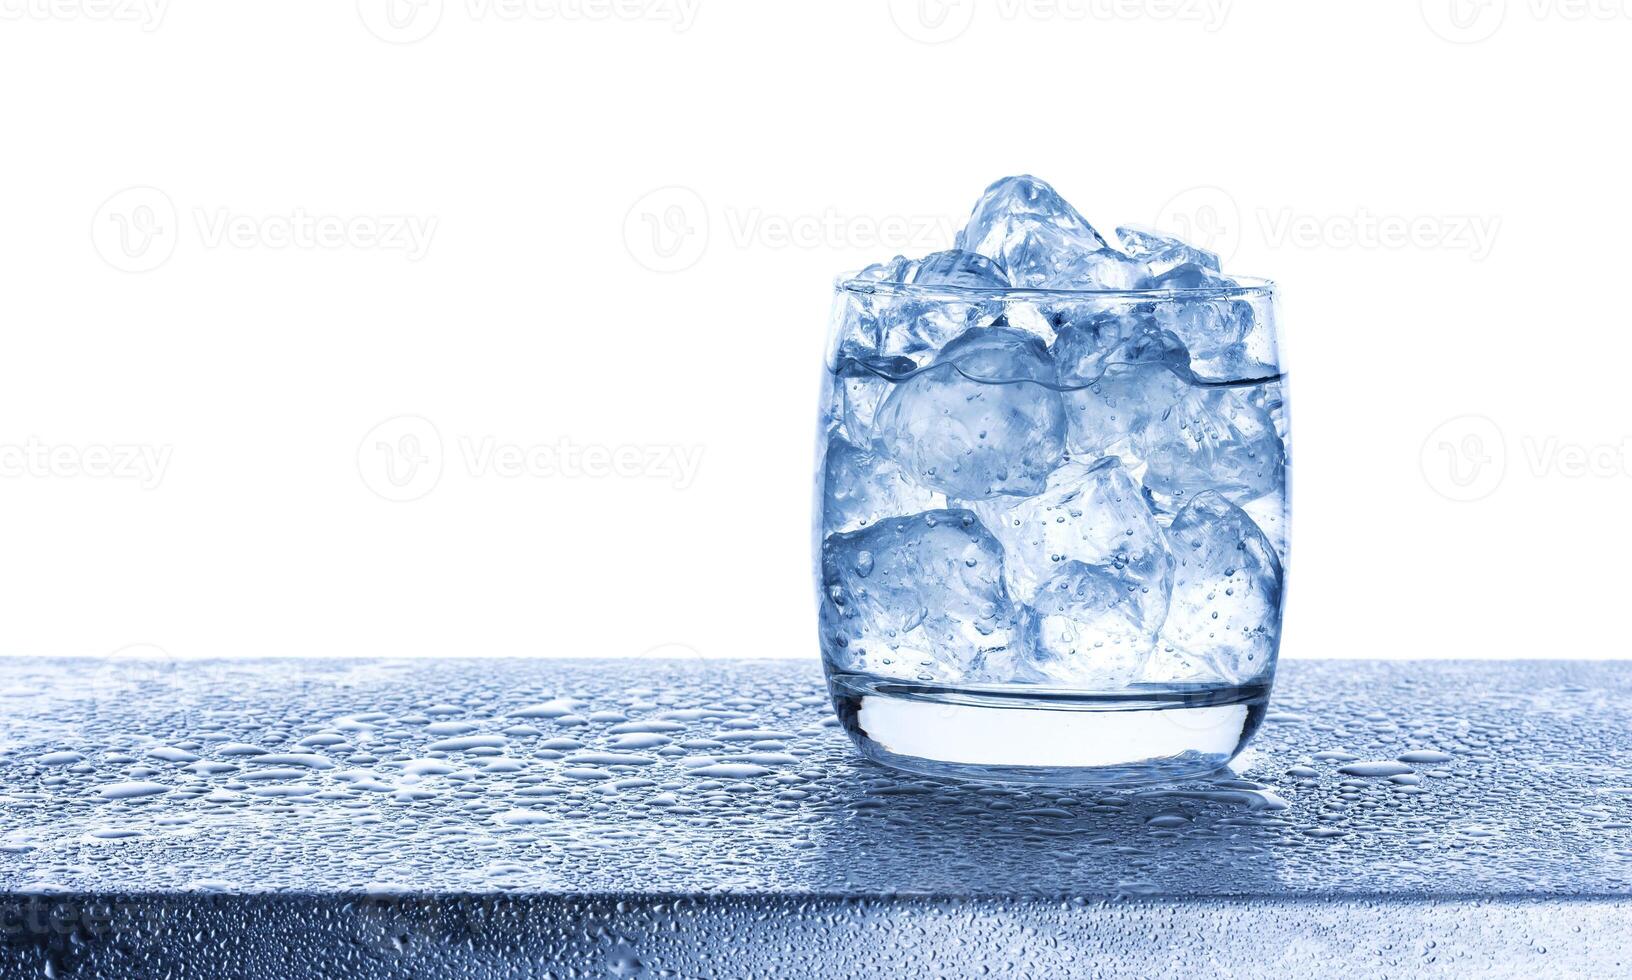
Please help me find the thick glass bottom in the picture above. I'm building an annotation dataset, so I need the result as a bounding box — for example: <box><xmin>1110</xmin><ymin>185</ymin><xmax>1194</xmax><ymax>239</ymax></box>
<box><xmin>826</xmin><ymin>669</ymin><xmax>1271</xmax><ymax>787</ymax></box>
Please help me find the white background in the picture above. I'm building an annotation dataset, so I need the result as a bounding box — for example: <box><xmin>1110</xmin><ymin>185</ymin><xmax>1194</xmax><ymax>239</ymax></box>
<box><xmin>1</xmin><ymin>1</ymin><xmax>1626</xmax><ymax>663</ymax></box>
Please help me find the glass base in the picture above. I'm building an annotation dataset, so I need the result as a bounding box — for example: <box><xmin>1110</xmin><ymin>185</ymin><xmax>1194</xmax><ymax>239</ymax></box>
<box><xmin>826</xmin><ymin>669</ymin><xmax>1270</xmax><ymax>787</ymax></box>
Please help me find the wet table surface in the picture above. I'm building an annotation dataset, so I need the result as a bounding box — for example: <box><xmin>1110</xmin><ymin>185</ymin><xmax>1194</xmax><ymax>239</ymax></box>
<box><xmin>0</xmin><ymin>657</ymin><xmax>1628</xmax><ymax>978</ymax></box>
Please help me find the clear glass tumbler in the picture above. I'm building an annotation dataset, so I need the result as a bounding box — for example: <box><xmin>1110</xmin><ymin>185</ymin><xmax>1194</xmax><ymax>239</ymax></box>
<box><xmin>815</xmin><ymin>275</ymin><xmax>1289</xmax><ymax>785</ymax></box>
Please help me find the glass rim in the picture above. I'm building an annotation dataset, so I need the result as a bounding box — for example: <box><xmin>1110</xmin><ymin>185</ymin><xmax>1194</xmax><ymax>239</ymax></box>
<box><xmin>834</xmin><ymin>272</ymin><xmax>1276</xmax><ymax>302</ymax></box>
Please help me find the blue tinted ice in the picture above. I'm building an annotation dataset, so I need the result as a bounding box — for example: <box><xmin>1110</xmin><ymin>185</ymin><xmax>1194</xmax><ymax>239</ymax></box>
<box><xmin>899</xmin><ymin>249</ymin><xmax>1011</xmax><ymax>289</ymax></box>
<box><xmin>968</xmin><ymin>457</ymin><xmax>1169</xmax><ymax>606</ymax></box>
<box><xmin>1151</xmin><ymin>293</ymin><xmax>1255</xmax><ymax>378</ymax></box>
<box><xmin>1054</xmin><ymin>318</ymin><xmax>1195</xmax><ymax>458</ymax></box>
<box><xmin>855</xmin><ymin>255</ymin><xmax>911</xmax><ymax>281</ymax></box>
<box><xmin>1148</xmin><ymin>492</ymin><xmax>1283</xmax><ymax>685</ymax></box>
<box><xmin>1116</xmin><ymin>225</ymin><xmax>1221</xmax><ymax>276</ymax></box>
<box><xmin>872</xmin><ymin>326</ymin><xmax>1067</xmax><ymax>500</ymax></box>
<box><xmin>955</xmin><ymin>176</ymin><xmax>1145</xmax><ymax>289</ymax></box>
<box><xmin>859</xmin><ymin>250</ymin><xmax>1010</xmax><ymax>290</ymax></box>
<box><xmin>822</xmin><ymin>435</ymin><xmax>943</xmax><ymax>535</ymax></box>
<box><xmin>970</xmin><ymin>458</ymin><xmax>1172</xmax><ymax>686</ymax></box>
<box><xmin>1150</xmin><ymin>262</ymin><xmax>1232</xmax><ymax>290</ymax></box>
<box><xmin>843</xmin><ymin>250</ymin><xmax>1010</xmax><ymax>363</ymax></box>
<box><xmin>1139</xmin><ymin>387</ymin><xmax>1285</xmax><ymax>512</ymax></box>
<box><xmin>832</xmin><ymin>354</ymin><xmax>917</xmax><ymax>445</ymax></box>
<box><xmin>1020</xmin><ymin>563</ymin><xmax>1164</xmax><ymax>687</ymax></box>
<box><xmin>820</xmin><ymin>176</ymin><xmax>1287</xmax><ymax>694</ymax></box>
<box><xmin>820</xmin><ymin>510</ymin><xmax>1020</xmax><ymax>683</ymax></box>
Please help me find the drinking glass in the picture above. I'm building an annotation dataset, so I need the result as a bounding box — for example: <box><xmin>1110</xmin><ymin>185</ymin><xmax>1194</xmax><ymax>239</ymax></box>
<box><xmin>815</xmin><ymin>275</ymin><xmax>1289</xmax><ymax>785</ymax></box>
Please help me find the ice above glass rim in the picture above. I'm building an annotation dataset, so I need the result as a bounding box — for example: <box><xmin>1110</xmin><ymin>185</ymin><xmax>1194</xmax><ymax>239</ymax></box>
<box><xmin>817</xmin><ymin>175</ymin><xmax>1290</xmax><ymax>705</ymax></box>
<box><xmin>832</xmin><ymin>273</ymin><xmax>1278</xmax><ymax>302</ymax></box>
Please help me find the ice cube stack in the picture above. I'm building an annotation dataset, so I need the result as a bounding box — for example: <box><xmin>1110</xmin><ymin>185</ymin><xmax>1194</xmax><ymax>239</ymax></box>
<box><xmin>819</xmin><ymin>176</ymin><xmax>1288</xmax><ymax>691</ymax></box>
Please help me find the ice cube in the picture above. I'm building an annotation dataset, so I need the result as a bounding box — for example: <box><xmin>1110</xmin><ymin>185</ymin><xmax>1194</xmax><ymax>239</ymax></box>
<box><xmin>899</xmin><ymin>249</ymin><xmax>1010</xmax><ymax>289</ymax></box>
<box><xmin>1020</xmin><ymin>562</ymin><xmax>1167</xmax><ymax>688</ymax></box>
<box><xmin>1137</xmin><ymin>261</ymin><xmax>1272</xmax><ymax>382</ymax></box>
<box><xmin>830</xmin><ymin>252</ymin><xmax>1008</xmax><ymax>368</ymax></box>
<box><xmin>833</xmin><ymin>355</ymin><xmax>916</xmax><ymax>445</ymax></box>
<box><xmin>826</xmin><ymin>282</ymin><xmax>881</xmax><ymax>368</ymax></box>
<box><xmin>971</xmin><ymin>458</ymin><xmax>1172</xmax><ymax>687</ymax></box>
<box><xmin>820</xmin><ymin>510</ymin><xmax>1021</xmax><ymax>683</ymax></box>
<box><xmin>1116</xmin><ymin>226</ymin><xmax>1221</xmax><ymax>277</ymax></box>
<box><xmin>1050</xmin><ymin>249</ymin><xmax>1154</xmax><ymax>291</ymax></box>
<box><xmin>1238</xmin><ymin>378</ymin><xmax>1292</xmax><ymax>559</ymax></box>
<box><xmin>1054</xmin><ymin>318</ymin><xmax>1194</xmax><ymax>458</ymax></box>
<box><xmin>1150</xmin><ymin>262</ymin><xmax>1234</xmax><ymax>290</ymax></box>
<box><xmin>969</xmin><ymin>457</ymin><xmax>1172</xmax><ymax>605</ymax></box>
<box><xmin>822</xmin><ymin>435</ymin><xmax>945</xmax><ymax>535</ymax></box>
<box><xmin>1240</xmin><ymin>494</ymin><xmax>1290</xmax><ymax>565</ymax></box>
<box><xmin>1138</xmin><ymin>386</ymin><xmax>1285</xmax><ymax>511</ymax></box>
<box><xmin>873</xmin><ymin>325</ymin><xmax>1067</xmax><ymax>500</ymax></box>
<box><xmin>1148</xmin><ymin>492</ymin><xmax>1283</xmax><ymax>685</ymax></box>
<box><xmin>855</xmin><ymin>255</ymin><xmax>911</xmax><ymax>281</ymax></box>
<box><xmin>955</xmin><ymin>175</ymin><xmax>1141</xmax><ymax>289</ymax></box>
<box><xmin>857</xmin><ymin>250</ymin><xmax>1009</xmax><ymax>362</ymax></box>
